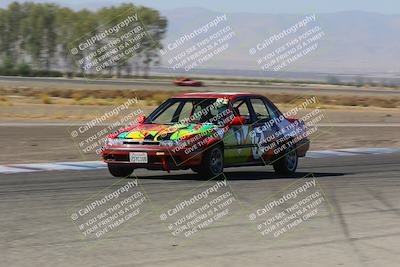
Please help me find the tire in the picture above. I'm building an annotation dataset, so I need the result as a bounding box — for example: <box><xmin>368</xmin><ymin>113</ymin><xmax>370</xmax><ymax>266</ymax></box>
<box><xmin>107</xmin><ymin>163</ymin><xmax>134</xmax><ymax>178</ymax></box>
<box><xmin>198</xmin><ymin>146</ymin><xmax>224</xmax><ymax>178</ymax></box>
<box><xmin>273</xmin><ymin>146</ymin><xmax>298</xmax><ymax>176</ymax></box>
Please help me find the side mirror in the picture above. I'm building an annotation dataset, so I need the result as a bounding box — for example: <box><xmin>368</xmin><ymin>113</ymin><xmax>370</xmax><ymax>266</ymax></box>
<box><xmin>229</xmin><ymin>116</ymin><xmax>247</xmax><ymax>126</ymax></box>
<box><xmin>137</xmin><ymin>115</ymin><xmax>147</xmax><ymax>124</ymax></box>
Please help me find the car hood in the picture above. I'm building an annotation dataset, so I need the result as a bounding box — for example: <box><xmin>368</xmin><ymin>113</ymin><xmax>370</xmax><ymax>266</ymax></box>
<box><xmin>114</xmin><ymin>123</ymin><xmax>222</xmax><ymax>141</ymax></box>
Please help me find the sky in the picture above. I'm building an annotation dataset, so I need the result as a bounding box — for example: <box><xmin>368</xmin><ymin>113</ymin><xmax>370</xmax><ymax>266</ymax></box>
<box><xmin>1</xmin><ymin>0</ymin><xmax>400</xmax><ymax>14</ymax></box>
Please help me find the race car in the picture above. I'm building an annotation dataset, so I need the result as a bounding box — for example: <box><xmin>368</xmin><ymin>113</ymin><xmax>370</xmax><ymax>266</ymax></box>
<box><xmin>173</xmin><ymin>78</ymin><xmax>203</xmax><ymax>87</ymax></box>
<box><xmin>102</xmin><ymin>92</ymin><xmax>310</xmax><ymax>178</ymax></box>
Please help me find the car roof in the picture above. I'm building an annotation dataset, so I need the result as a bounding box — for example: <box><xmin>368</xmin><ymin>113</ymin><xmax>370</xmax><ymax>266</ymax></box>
<box><xmin>172</xmin><ymin>92</ymin><xmax>261</xmax><ymax>99</ymax></box>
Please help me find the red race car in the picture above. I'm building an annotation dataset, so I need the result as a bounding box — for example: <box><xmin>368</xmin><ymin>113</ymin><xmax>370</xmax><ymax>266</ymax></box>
<box><xmin>173</xmin><ymin>78</ymin><xmax>203</xmax><ymax>87</ymax></box>
<box><xmin>102</xmin><ymin>92</ymin><xmax>310</xmax><ymax>178</ymax></box>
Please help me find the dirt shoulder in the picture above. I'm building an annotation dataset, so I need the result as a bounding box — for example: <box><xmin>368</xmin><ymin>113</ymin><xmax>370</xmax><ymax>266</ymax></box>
<box><xmin>0</xmin><ymin>106</ymin><xmax>399</xmax><ymax>164</ymax></box>
<box><xmin>1</xmin><ymin>102</ymin><xmax>399</xmax><ymax>124</ymax></box>
<box><xmin>0</xmin><ymin>125</ymin><xmax>398</xmax><ymax>165</ymax></box>
<box><xmin>1</xmin><ymin>80</ymin><xmax>399</xmax><ymax>164</ymax></box>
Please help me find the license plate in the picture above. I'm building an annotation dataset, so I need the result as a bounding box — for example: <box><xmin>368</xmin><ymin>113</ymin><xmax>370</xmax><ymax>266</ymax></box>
<box><xmin>129</xmin><ymin>152</ymin><xmax>148</xmax><ymax>163</ymax></box>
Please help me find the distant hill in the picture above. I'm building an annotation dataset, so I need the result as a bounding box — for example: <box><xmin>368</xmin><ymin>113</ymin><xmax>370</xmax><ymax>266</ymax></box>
<box><xmin>160</xmin><ymin>8</ymin><xmax>400</xmax><ymax>74</ymax></box>
<box><xmin>1</xmin><ymin>2</ymin><xmax>399</xmax><ymax>75</ymax></box>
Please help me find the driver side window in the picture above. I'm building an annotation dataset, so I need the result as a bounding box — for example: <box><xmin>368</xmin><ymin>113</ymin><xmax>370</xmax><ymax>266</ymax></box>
<box><xmin>232</xmin><ymin>99</ymin><xmax>251</xmax><ymax>124</ymax></box>
<box><xmin>250</xmin><ymin>98</ymin><xmax>271</xmax><ymax>123</ymax></box>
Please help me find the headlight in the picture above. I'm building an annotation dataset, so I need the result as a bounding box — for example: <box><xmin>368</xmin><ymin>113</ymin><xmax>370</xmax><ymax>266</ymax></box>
<box><xmin>105</xmin><ymin>138</ymin><xmax>124</xmax><ymax>146</ymax></box>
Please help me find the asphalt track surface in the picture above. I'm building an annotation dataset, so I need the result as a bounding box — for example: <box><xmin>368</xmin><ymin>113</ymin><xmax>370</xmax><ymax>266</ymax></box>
<box><xmin>1</xmin><ymin>76</ymin><xmax>400</xmax><ymax>97</ymax></box>
<box><xmin>1</xmin><ymin>153</ymin><xmax>400</xmax><ymax>266</ymax></box>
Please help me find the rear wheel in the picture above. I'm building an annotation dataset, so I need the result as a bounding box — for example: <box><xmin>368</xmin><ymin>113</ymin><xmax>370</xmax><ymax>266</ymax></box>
<box><xmin>273</xmin><ymin>146</ymin><xmax>298</xmax><ymax>176</ymax></box>
<box><xmin>198</xmin><ymin>146</ymin><xmax>224</xmax><ymax>179</ymax></box>
<box><xmin>107</xmin><ymin>164</ymin><xmax>134</xmax><ymax>178</ymax></box>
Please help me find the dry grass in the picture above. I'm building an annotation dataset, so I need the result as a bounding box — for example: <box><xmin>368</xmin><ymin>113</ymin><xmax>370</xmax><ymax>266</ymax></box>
<box><xmin>0</xmin><ymin>95</ymin><xmax>12</xmax><ymax>106</ymax></box>
<box><xmin>266</xmin><ymin>94</ymin><xmax>399</xmax><ymax>109</ymax></box>
<box><xmin>0</xmin><ymin>86</ymin><xmax>399</xmax><ymax>109</ymax></box>
<box><xmin>150</xmin><ymin>93</ymin><xmax>174</xmax><ymax>105</ymax></box>
<box><xmin>71</xmin><ymin>92</ymin><xmax>84</xmax><ymax>101</ymax></box>
<box><xmin>39</xmin><ymin>93</ymin><xmax>52</xmax><ymax>104</ymax></box>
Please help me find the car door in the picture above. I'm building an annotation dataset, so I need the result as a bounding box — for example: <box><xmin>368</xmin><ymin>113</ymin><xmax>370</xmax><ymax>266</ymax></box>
<box><xmin>248</xmin><ymin>97</ymin><xmax>281</xmax><ymax>162</ymax></box>
<box><xmin>223</xmin><ymin>97</ymin><xmax>254</xmax><ymax>164</ymax></box>
<box><xmin>264</xmin><ymin>98</ymin><xmax>298</xmax><ymax>154</ymax></box>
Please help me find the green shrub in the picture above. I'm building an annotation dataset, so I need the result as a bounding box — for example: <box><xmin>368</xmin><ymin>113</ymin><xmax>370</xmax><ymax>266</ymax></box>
<box><xmin>17</xmin><ymin>63</ymin><xmax>32</xmax><ymax>76</ymax></box>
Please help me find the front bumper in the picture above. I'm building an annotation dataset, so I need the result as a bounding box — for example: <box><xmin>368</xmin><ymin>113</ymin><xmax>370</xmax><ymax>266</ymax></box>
<box><xmin>102</xmin><ymin>145</ymin><xmax>202</xmax><ymax>171</ymax></box>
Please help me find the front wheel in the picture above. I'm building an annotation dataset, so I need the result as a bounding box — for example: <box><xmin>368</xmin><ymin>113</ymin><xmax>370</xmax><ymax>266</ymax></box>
<box><xmin>273</xmin><ymin>146</ymin><xmax>298</xmax><ymax>176</ymax></box>
<box><xmin>198</xmin><ymin>146</ymin><xmax>224</xmax><ymax>179</ymax></box>
<box><xmin>107</xmin><ymin>164</ymin><xmax>134</xmax><ymax>178</ymax></box>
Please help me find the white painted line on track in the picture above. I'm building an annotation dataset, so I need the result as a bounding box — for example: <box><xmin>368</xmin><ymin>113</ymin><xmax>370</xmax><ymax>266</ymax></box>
<box><xmin>1</xmin><ymin>147</ymin><xmax>399</xmax><ymax>174</ymax></box>
<box><xmin>305</xmin><ymin>147</ymin><xmax>400</xmax><ymax>158</ymax></box>
<box><xmin>0</xmin><ymin>161</ymin><xmax>106</xmax><ymax>174</ymax></box>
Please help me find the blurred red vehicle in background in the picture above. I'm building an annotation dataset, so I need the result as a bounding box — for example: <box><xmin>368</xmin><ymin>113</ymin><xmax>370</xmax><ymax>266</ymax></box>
<box><xmin>173</xmin><ymin>78</ymin><xmax>203</xmax><ymax>87</ymax></box>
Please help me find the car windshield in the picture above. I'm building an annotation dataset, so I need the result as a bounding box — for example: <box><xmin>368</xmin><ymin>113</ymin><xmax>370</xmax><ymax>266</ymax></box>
<box><xmin>147</xmin><ymin>98</ymin><xmax>232</xmax><ymax>126</ymax></box>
